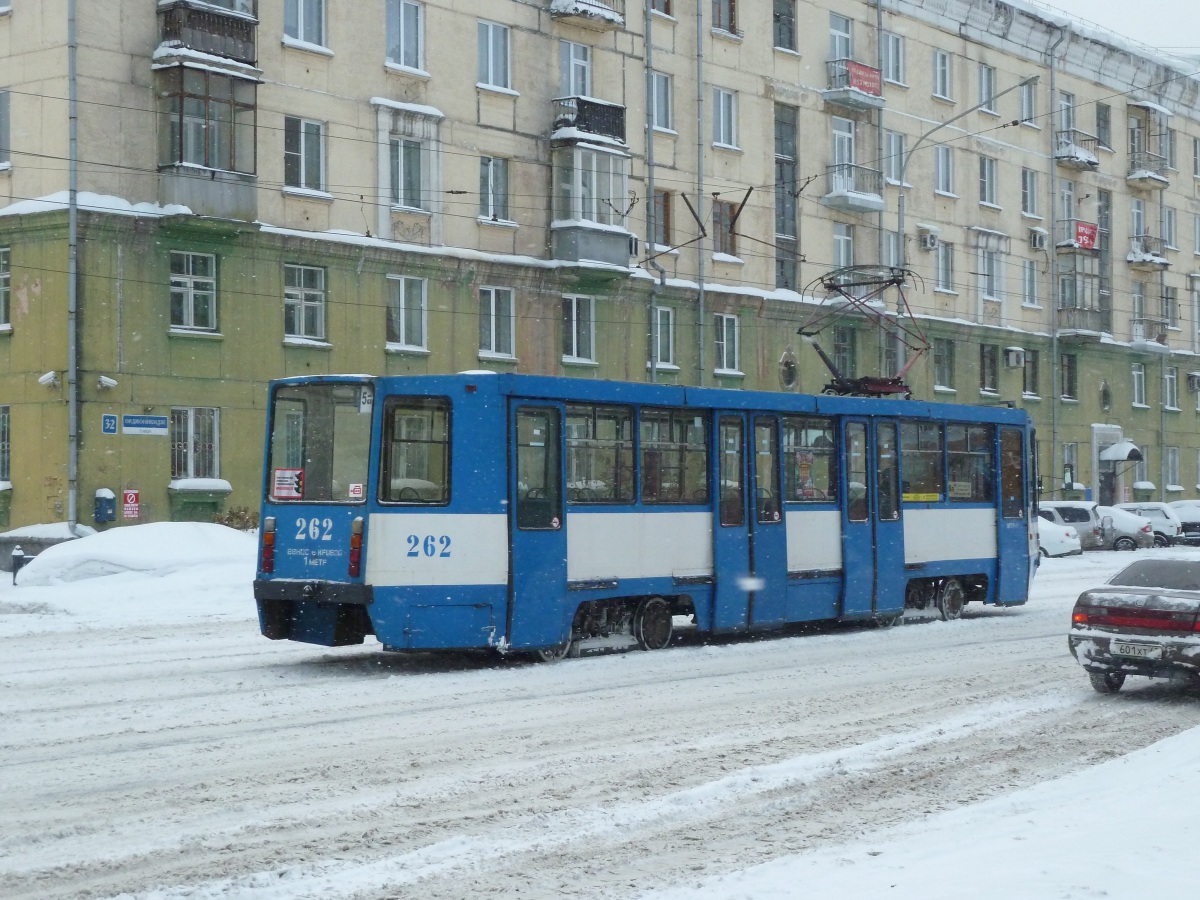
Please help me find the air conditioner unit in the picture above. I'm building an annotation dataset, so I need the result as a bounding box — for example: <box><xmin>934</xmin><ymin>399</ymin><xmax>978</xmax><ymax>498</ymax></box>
<box><xmin>919</xmin><ymin>233</ymin><xmax>940</xmax><ymax>251</ymax></box>
<box><xmin>1187</xmin><ymin>372</ymin><xmax>1200</xmax><ymax>392</ymax></box>
<box><xmin>1004</xmin><ymin>347</ymin><xmax>1026</xmax><ymax>368</ymax></box>
<box><xmin>1028</xmin><ymin>229</ymin><xmax>1048</xmax><ymax>251</ymax></box>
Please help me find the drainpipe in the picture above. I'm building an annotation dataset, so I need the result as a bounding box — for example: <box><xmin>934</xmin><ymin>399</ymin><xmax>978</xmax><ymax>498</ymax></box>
<box><xmin>67</xmin><ymin>0</ymin><xmax>80</xmax><ymax>533</ymax></box>
<box><xmin>1047</xmin><ymin>25</ymin><xmax>1066</xmax><ymax>499</ymax></box>
<box><xmin>695</xmin><ymin>0</ymin><xmax>706</xmax><ymax>385</ymax></box>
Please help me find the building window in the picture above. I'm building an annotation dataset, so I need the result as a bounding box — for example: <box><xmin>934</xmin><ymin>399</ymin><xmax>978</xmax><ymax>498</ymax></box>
<box><xmin>560</xmin><ymin>40</ymin><xmax>590</xmax><ymax>97</ymax></box>
<box><xmin>978</xmin><ymin>64</ymin><xmax>996</xmax><ymax>112</ymax></box>
<box><xmin>1096</xmin><ymin>103</ymin><xmax>1111</xmax><ymax>148</ymax></box>
<box><xmin>935</xmin><ymin>242</ymin><xmax>954</xmax><ymax>291</ymax></box>
<box><xmin>1133</xmin><ymin>452</ymin><xmax>1149</xmax><ymax>486</ymax></box>
<box><xmin>773</xmin><ymin>0</ymin><xmax>796</xmax><ymax>51</ymax></box>
<box><xmin>283</xmin><ymin>265</ymin><xmax>325</xmax><ymax>340</ymax></box>
<box><xmin>932</xmin><ymin>49</ymin><xmax>952</xmax><ymax>100</ymax></box>
<box><xmin>933</xmin><ymin>337</ymin><xmax>955</xmax><ymax>388</ymax></box>
<box><xmin>157</xmin><ymin>67</ymin><xmax>256</xmax><ymax>174</ymax></box>
<box><xmin>479</xmin><ymin>285</ymin><xmax>514</xmax><ymax>357</ymax></box>
<box><xmin>829</xmin><ymin>13</ymin><xmax>852</xmax><ymax>60</ymax></box>
<box><xmin>477</xmin><ymin>21</ymin><xmax>510</xmax><ymax>90</ymax></box>
<box><xmin>1167</xmin><ymin>446</ymin><xmax>1181</xmax><ymax>487</ymax></box>
<box><xmin>1164</xmin><ymin>366</ymin><xmax>1179</xmax><ymax>409</ymax></box>
<box><xmin>1022</xmin><ymin>259</ymin><xmax>1039</xmax><ymax>307</ymax></box>
<box><xmin>479</xmin><ymin>156</ymin><xmax>509</xmax><ymax>221</ymax></box>
<box><xmin>833</xmin><ymin>326</ymin><xmax>856</xmax><ymax>377</ymax></box>
<box><xmin>715</xmin><ymin>313</ymin><xmax>738</xmax><ymax>371</ymax></box>
<box><xmin>882</xmin><ymin>32</ymin><xmax>904</xmax><ymax>83</ymax></box>
<box><xmin>170</xmin><ymin>407</ymin><xmax>219</xmax><ymax>479</ymax></box>
<box><xmin>651</xmin><ymin>306</ymin><xmax>674</xmax><ymax>366</ymax></box>
<box><xmin>1194</xmin><ymin>136</ymin><xmax>1200</xmax><ymax>178</ymax></box>
<box><xmin>386</xmin><ymin>0</ymin><xmax>423</xmax><ymax>69</ymax></box>
<box><xmin>285</xmin><ymin>0</ymin><xmax>325</xmax><ymax>47</ymax></box>
<box><xmin>283</xmin><ymin>116</ymin><xmax>324</xmax><ymax>192</ymax></box>
<box><xmin>712</xmin><ymin>199</ymin><xmax>737</xmax><ymax>257</ymax></box>
<box><xmin>1021</xmin><ymin>168</ymin><xmax>1038</xmax><ymax>216</ymax></box>
<box><xmin>651</xmin><ymin>71</ymin><xmax>672</xmax><ymax>130</ymax></box>
<box><xmin>387</xmin><ymin>275</ymin><xmax>426</xmax><ymax>349</ymax></box>
<box><xmin>1058</xmin><ymin>91</ymin><xmax>1075</xmax><ymax>132</ymax></box>
<box><xmin>170</xmin><ymin>252</ymin><xmax>217</xmax><ymax>331</ymax></box>
<box><xmin>833</xmin><ymin>223</ymin><xmax>854</xmax><ymax>269</ymax></box>
<box><xmin>553</xmin><ymin>146</ymin><xmax>628</xmax><ymax>226</ymax></box>
<box><xmin>713</xmin><ymin>0</ymin><xmax>737</xmax><ymax>35</ymax></box>
<box><xmin>0</xmin><ymin>405</ymin><xmax>8</xmax><ymax>483</ymax></box>
<box><xmin>1060</xmin><ymin>353</ymin><xmax>1078</xmax><ymax>399</ymax></box>
<box><xmin>935</xmin><ymin>145</ymin><xmax>954</xmax><ymax>194</ymax></box>
<box><xmin>1165</xmin><ymin>208</ymin><xmax>1178</xmax><ymax>248</ymax></box>
<box><xmin>775</xmin><ymin>103</ymin><xmax>798</xmax><ymax>287</ymax></box>
<box><xmin>1023</xmin><ymin>349</ymin><xmax>1039</xmax><ymax>395</ymax></box>
<box><xmin>884</xmin><ymin>130</ymin><xmax>905</xmax><ymax>183</ymax></box>
<box><xmin>979</xmin><ymin>155</ymin><xmax>998</xmax><ymax>205</ymax></box>
<box><xmin>563</xmin><ymin>295</ymin><xmax>595</xmax><ymax>362</ymax></box>
<box><xmin>1166</xmin><ymin>128</ymin><xmax>1178</xmax><ymax>169</ymax></box>
<box><xmin>980</xmin><ymin>248</ymin><xmax>1001</xmax><ymax>301</ymax></box>
<box><xmin>979</xmin><ymin>344</ymin><xmax>998</xmax><ymax>392</ymax></box>
<box><xmin>653</xmin><ymin>0</ymin><xmax>672</xmax><ymax>13</ymax></box>
<box><xmin>1194</xmin><ymin>214</ymin><xmax>1200</xmax><ymax>255</ymax></box>
<box><xmin>652</xmin><ymin>189</ymin><xmax>672</xmax><ymax>247</ymax></box>
<box><xmin>1164</xmin><ymin>286</ymin><xmax>1179</xmax><ymax>328</ymax></box>
<box><xmin>1020</xmin><ymin>80</ymin><xmax>1036</xmax><ymax>124</ymax></box>
<box><xmin>0</xmin><ymin>247</ymin><xmax>8</xmax><ymax>326</ymax></box>
<box><xmin>713</xmin><ymin>88</ymin><xmax>737</xmax><ymax>147</ymax></box>
<box><xmin>390</xmin><ymin>138</ymin><xmax>425</xmax><ymax>209</ymax></box>
<box><xmin>1132</xmin><ymin>363</ymin><xmax>1146</xmax><ymax>405</ymax></box>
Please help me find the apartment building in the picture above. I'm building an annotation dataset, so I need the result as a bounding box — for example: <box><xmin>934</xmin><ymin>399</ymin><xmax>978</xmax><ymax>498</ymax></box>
<box><xmin>0</xmin><ymin>0</ymin><xmax>1198</xmax><ymax>528</ymax></box>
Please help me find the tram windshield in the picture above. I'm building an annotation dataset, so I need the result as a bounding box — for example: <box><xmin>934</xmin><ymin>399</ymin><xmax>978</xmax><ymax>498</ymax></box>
<box><xmin>266</xmin><ymin>382</ymin><xmax>374</xmax><ymax>503</ymax></box>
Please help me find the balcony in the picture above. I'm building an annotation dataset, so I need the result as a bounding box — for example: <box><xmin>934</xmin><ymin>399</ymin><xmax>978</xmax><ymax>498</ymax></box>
<box><xmin>548</xmin><ymin>0</ymin><xmax>625</xmax><ymax>30</ymax></box>
<box><xmin>822</xmin><ymin>59</ymin><xmax>885</xmax><ymax>111</ymax></box>
<box><xmin>552</xmin><ymin>96</ymin><xmax>626</xmax><ymax>145</ymax></box>
<box><xmin>1054</xmin><ymin>129</ymin><xmax>1099</xmax><ymax>170</ymax></box>
<box><xmin>1056</xmin><ymin>306</ymin><xmax>1109</xmax><ymax>341</ymax></box>
<box><xmin>1127</xmin><ymin>150</ymin><xmax>1169</xmax><ymax>189</ymax></box>
<box><xmin>1127</xmin><ymin>234</ymin><xmax>1170</xmax><ymax>271</ymax></box>
<box><xmin>1130</xmin><ymin>316</ymin><xmax>1170</xmax><ymax>350</ymax></box>
<box><xmin>158</xmin><ymin>1</ymin><xmax>257</xmax><ymax>66</ymax></box>
<box><xmin>820</xmin><ymin>164</ymin><xmax>885</xmax><ymax>213</ymax></box>
<box><xmin>1055</xmin><ymin>218</ymin><xmax>1099</xmax><ymax>253</ymax></box>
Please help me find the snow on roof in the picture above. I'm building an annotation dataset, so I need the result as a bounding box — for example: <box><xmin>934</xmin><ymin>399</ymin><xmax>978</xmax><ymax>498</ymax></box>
<box><xmin>0</xmin><ymin>522</ymin><xmax>95</xmax><ymax>541</ymax></box>
<box><xmin>0</xmin><ymin>191</ymin><xmax>192</xmax><ymax>218</ymax></box>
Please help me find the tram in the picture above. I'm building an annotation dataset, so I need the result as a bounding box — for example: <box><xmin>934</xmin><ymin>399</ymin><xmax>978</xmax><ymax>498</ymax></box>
<box><xmin>254</xmin><ymin>373</ymin><xmax>1037</xmax><ymax>658</ymax></box>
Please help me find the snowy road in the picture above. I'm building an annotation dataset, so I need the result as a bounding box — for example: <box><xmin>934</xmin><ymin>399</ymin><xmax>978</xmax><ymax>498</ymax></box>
<box><xmin>2</xmin><ymin>536</ymin><xmax>1199</xmax><ymax>899</ymax></box>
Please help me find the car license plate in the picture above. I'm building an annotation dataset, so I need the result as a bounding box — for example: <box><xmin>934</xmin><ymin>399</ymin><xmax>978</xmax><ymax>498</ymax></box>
<box><xmin>1111</xmin><ymin>641</ymin><xmax>1161</xmax><ymax>660</ymax></box>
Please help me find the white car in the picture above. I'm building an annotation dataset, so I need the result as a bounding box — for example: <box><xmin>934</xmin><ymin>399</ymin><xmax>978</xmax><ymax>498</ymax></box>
<box><xmin>1115</xmin><ymin>501</ymin><xmax>1183</xmax><ymax>547</ymax></box>
<box><xmin>1037</xmin><ymin>519</ymin><xmax>1082</xmax><ymax>558</ymax></box>
<box><xmin>1169</xmin><ymin>499</ymin><xmax>1200</xmax><ymax>545</ymax></box>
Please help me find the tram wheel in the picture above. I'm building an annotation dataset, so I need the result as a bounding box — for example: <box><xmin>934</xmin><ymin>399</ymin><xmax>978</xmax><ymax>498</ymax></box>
<box><xmin>633</xmin><ymin>596</ymin><xmax>673</xmax><ymax>651</ymax></box>
<box><xmin>936</xmin><ymin>578</ymin><xmax>965</xmax><ymax>621</ymax></box>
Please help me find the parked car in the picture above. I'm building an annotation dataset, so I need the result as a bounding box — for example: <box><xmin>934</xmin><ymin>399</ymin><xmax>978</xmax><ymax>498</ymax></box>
<box><xmin>1069</xmin><ymin>558</ymin><xmax>1200</xmax><ymax>693</ymax></box>
<box><xmin>1037</xmin><ymin>518</ymin><xmax>1082</xmax><ymax>558</ymax></box>
<box><xmin>1096</xmin><ymin>506</ymin><xmax>1155</xmax><ymax>551</ymax></box>
<box><xmin>1037</xmin><ymin>501</ymin><xmax>1109</xmax><ymax>551</ymax></box>
<box><xmin>1115</xmin><ymin>502</ymin><xmax>1183</xmax><ymax>547</ymax></box>
<box><xmin>1169</xmin><ymin>499</ymin><xmax>1200</xmax><ymax>545</ymax></box>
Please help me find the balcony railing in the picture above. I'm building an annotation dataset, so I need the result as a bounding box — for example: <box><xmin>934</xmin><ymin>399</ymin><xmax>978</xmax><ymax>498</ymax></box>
<box><xmin>1054</xmin><ymin>129</ymin><xmax>1099</xmax><ymax>169</ymax></box>
<box><xmin>1056</xmin><ymin>306</ymin><xmax>1109</xmax><ymax>334</ymax></box>
<box><xmin>552</xmin><ymin>96</ymin><xmax>626</xmax><ymax>144</ymax></box>
<box><xmin>548</xmin><ymin>0</ymin><xmax>625</xmax><ymax>30</ymax></box>
<box><xmin>159</xmin><ymin>2</ymin><xmax>256</xmax><ymax>65</ymax></box>
<box><xmin>1056</xmin><ymin>218</ymin><xmax>1099</xmax><ymax>250</ymax></box>
<box><xmin>1127</xmin><ymin>150</ymin><xmax>1169</xmax><ymax>186</ymax></box>
<box><xmin>823</xmin><ymin>59</ymin><xmax>884</xmax><ymax>110</ymax></box>
<box><xmin>1128</xmin><ymin>234</ymin><xmax>1169</xmax><ymax>270</ymax></box>
<box><xmin>821</xmin><ymin>163</ymin><xmax>885</xmax><ymax>212</ymax></box>
<box><xmin>1131</xmin><ymin>316</ymin><xmax>1170</xmax><ymax>344</ymax></box>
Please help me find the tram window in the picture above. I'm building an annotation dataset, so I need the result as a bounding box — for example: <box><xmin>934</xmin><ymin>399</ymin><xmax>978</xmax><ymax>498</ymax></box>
<box><xmin>565</xmin><ymin>404</ymin><xmax>634</xmax><ymax>503</ymax></box>
<box><xmin>845</xmin><ymin>423</ymin><xmax>868</xmax><ymax>521</ymax></box>
<box><xmin>268</xmin><ymin>383</ymin><xmax>373</xmax><ymax>503</ymax></box>
<box><xmin>516</xmin><ymin>407</ymin><xmax>562</xmax><ymax>529</ymax></box>
<box><xmin>782</xmin><ymin>416</ymin><xmax>837</xmax><ymax>503</ymax></box>
<box><xmin>1000</xmin><ymin>428</ymin><xmax>1025</xmax><ymax>519</ymax></box>
<box><xmin>379</xmin><ymin>397</ymin><xmax>450</xmax><ymax>504</ymax></box>
<box><xmin>718</xmin><ymin>417</ymin><xmax>745</xmax><ymax>526</ymax></box>
<box><xmin>641</xmin><ymin>408</ymin><xmax>709</xmax><ymax>504</ymax></box>
<box><xmin>900</xmin><ymin>421</ymin><xmax>944</xmax><ymax>502</ymax></box>
<box><xmin>947</xmin><ymin>423</ymin><xmax>994</xmax><ymax>502</ymax></box>
<box><xmin>877</xmin><ymin>422</ymin><xmax>900</xmax><ymax>522</ymax></box>
<box><xmin>754</xmin><ymin>417</ymin><xmax>781</xmax><ymax>524</ymax></box>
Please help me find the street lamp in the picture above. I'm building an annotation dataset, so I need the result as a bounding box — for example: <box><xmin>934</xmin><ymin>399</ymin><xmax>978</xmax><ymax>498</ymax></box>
<box><xmin>896</xmin><ymin>75</ymin><xmax>1039</xmax><ymax>269</ymax></box>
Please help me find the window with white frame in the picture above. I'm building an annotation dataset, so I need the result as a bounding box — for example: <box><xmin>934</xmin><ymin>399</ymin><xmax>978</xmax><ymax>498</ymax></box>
<box><xmin>170</xmin><ymin>251</ymin><xmax>217</xmax><ymax>331</ymax></box>
<box><xmin>479</xmin><ymin>285</ymin><xmax>514</xmax><ymax>357</ymax></box>
<box><xmin>390</xmin><ymin>137</ymin><xmax>425</xmax><ymax>209</ymax></box>
<box><xmin>1165</xmin><ymin>207</ymin><xmax>1178</xmax><ymax>248</ymax></box>
<box><xmin>652</xmin><ymin>0</ymin><xmax>672</xmax><ymax>13</ymax></box>
<box><xmin>1164</xmin><ymin>286</ymin><xmax>1179</xmax><ymax>328</ymax></box>
<box><xmin>1096</xmin><ymin>103</ymin><xmax>1111</xmax><ymax>148</ymax></box>
<box><xmin>285</xmin><ymin>0</ymin><xmax>325</xmax><ymax>47</ymax></box>
<box><xmin>979</xmin><ymin>155</ymin><xmax>998</xmax><ymax>205</ymax></box>
<box><xmin>1194</xmin><ymin>136</ymin><xmax>1200</xmax><ymax>178</ymax></box>
<box><xmin>552</xmin><ymin>145</ymin><xmax>628</xmax><ymax>226</ymax></box>
<box><xmin>651</xmin><ymin>305</ymin><xmax>674</xmax><ymax>366</ymax></box>
<box><xmin>935</xmin><ymin>145</ymin><xmax>954</xmax><ymax>194</ymax></box>
<box><xmin>1060</xmin><ymin>353</ymin><xmax>1078</xmax><ymax>399</ymax></box>
<box><xmin>562</xmin><ymin>295</ymin><xmax>595</xmax><ymax>362</ymax></box>
<box><xmin>1022</xmin><ymin>259</ymin><xmax>1038</xmax><ymax>307</ymax></box>
<box><xmin>1058</xmin><ymin>176</ymin><xmax>1075</xmax><ymax>223</ymax></box>
<box><xmin>560</xmin><ymin>41</ymin><xmax>590</xmax><ymax>97</ymax></box>
<box><xmin>0</xmin><ymin>247</ymin><xmax>9</xmax><ymax>326</ymax></box>
<box><xmin>978</xmin><ymin>64</ymin><xmax>996</xmax><ymax>112</ymax></box>
<box><xmin>715</xmin><ymin>313</ymin><xmax>739</xmax><ymax>372</ymax></box>
<box><xmin>1133</xmin><ymin>451</ymin><xmax>1149</xmax><ymax>485</ymax></box>
<box><xmin>712</xmin><ymin>200</ymin><xmax>736</xmax><ymax>257</ymax></box>
<box><xmin>386</xmin><ymin>0</ymin><xmax>423</xmax><ymax>70</ymax></box>
<box><xmin>1132</xmin><ymin>362</ymin><xmax>1146</xmax><ymax>405</ymax></box>
<box><xmin>773</xmin><ymin>0</ymin><xmax>796</xmax><ymax>51</ymax></box>
<box><xmin>833</xmin><ymin>223</ymin><xmax>854</xmax><ymax>269</ymax></box>
<box><xmin>652</xmin><ymin>189</ymin><xmax>672</xmax><ymax>247</ymax></box>
<box><xmin>933</xmin><ymin>49</ymin><xmax>952</xmax><ymax>100</ymax></box>
<box><xmin>651</xmin><ymin>71</ymin><xmax>672</xmax><ymax>130</ymax></box>
<box><xmin>1165</xmin><ymin>365</ymin><xmax>1179</xmax><ymax>409</ymax></box>
<box><xmin>479</xmin><ymin>156</ymin><xmax>509</xmax><ymax>221</ymax></box>
<box><xmin>1131</xmin><ymin>196</ymin><xmax>1146</xmax><ymax>238</ymax></box>
<box><xmin>170</xmin><ymin>407</ymin><xmax>219</xmax><ymax>479</ymax></box>
<box><xmin>283</xmin><ymin>116</ymin><xmax>324</xmax><ymax>192</ymax></box>
<box><xmin>936</xmin><ymin>242</ymin><xmax>954</xmax><ymax>291</ymax></box>
<box><xmin>1021</xmin><ymin>168</ymin><xmax>1038</xmax><ymax>216</ymax></box>
<box><xmin>1057</xmin><ymin>91</ymin><xmax>1075</xmax><ymax>132</ymax></box>
<box><xmin>1167</xmin><ymin>446</ymin><xmax>1181</xmax><ymax>488</ymax></box>
<box><xmin>1020</xmin><ymin>80</ymin><xmax>1036</xmax><ymax>124</ymax></box>
<box><xmin>283</xmin><ymin>264</ymin><xmax>325</xmax><ymax>340</ymax></box>
<box><xmin>713</xmin><ymin>0</ymin><xmax>737</xmax><ymax>34</ymax></box>
<box><xmin>1166</xmin><ymin>127</ymin><xmax>1178</xmax><ymax>169</ymax></box>
<box><xmin>882</xmin><ymin>32</ymin><xmax>904</xmax><ymax>83</ymax></box>
<box><xmin>933</xmin><ymin>337</ymin><xmax>955</xmax><ymax>388</ymax></box>
<box><xmin>0</xmin><ymin>404</ymin><xmax>8</xmax><ymax>482</ymax></box>
<box><xmin>713</xmin><ymin>88</ymin><xmax>737</xmax><ymax>147</ymax></box>
<box><xmin>829</xmin><ymin>14</ymin><xmax>852</xmax><ymax>60</ymax></box>
<box><xmin>477</xmin><ymin>21</ymin><xmax>510</xmax><ymax>90</ymax></box>
<box><xmin>885</xmin><ymin>231</ymin><xmax>901</xmax><ymax>267</ymax></box>
<box><xmin>387</xmin><ymin>275</ymin><xmax>426</xmax><ymax>349</ymax></box>
<box><xmin>1023</xmin><ymin>349</ymin><xmax>1039</xmax><ymax>395</ymax></box>
<box><xmin>1194</xmin><ymin>214</ymin><xmax>1200</xmax><ymax>254</ymax></box>
<box><xmin>884</xmin><ymin>130</ymin><xmax>905</xmax><ymax>183</ymax></box>
<box><xmin>979</xmin><ymin>248</ymin><xmax>1001</xmax><ymax>300</ymax></box>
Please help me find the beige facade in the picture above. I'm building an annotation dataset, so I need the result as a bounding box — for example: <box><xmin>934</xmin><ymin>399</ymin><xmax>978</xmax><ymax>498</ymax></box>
<box><xmin>0</xmin><ymin>0</ymin><xmax>1199</xmax><ymax>529</ymax></box>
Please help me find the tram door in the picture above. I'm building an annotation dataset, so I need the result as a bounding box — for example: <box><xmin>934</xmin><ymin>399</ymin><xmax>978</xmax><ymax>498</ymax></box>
<box><xmin>508</xmin><ymin>405</ymin><xmax>571</xmax><ymax>649</ymax></box>
<box><xmin>840</xmin><ymin>420</ymin><xmax>904</xmax><ymax>617</ymax></box>
<box><xmin>711</xmin><ymin>414</ymin><xmax>788</xmax><ymax>631</ymax></box>
<box><xmin>995</xmin><ymin>427</ymin><xmax>1030</xmax><ymax>603</ymax></box>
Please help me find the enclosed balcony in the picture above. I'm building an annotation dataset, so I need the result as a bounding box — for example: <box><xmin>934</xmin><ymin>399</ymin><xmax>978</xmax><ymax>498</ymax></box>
<box><xmin>158</xmin><ymin>0</ymin><xmax>257</xmax><ymax>66</ymax></box>
<box><xmin>1056</xmin><ymin>306</ymin><xmax>1109</xmax><ymax>341</ymax></box>
<box><xmin>552</xmin><ymin>97</ymin><xmax>626</xmax><ymax>145</ymax></box>
<box><xmin>1127</xmin><ymin>150</ymin><xmax>1169</xmax><ymax>189</ymax></box>
<box><xmin>820</xmin><ymin>164</ymin><xmax>884</xmax><ymax>213</ymax></box>
<box><xmin>1054</xmin><ymin>129</ymin><xmax>1099</xmax><ymax>170</ymax></box>
<box><xmin>1127</xmin><ymin>234</ymin><xmax>1170</xmax><ymax>271</ymax></box>
<box><xmin>1055</xmin><ymin>218</ymin><xmax>1099</xmax><ymax>253</ymax></box>
<box><xmin>1130</xmin><ymin>316</ymin><xmax>1170</xmax><ymax>348</ymax></box>
<box><xmin>548</xmin><ymin>0</ymin><xmax>625</xmax><ymax>31</ymax></box>
<box><xmin>823</xmin><ymin>59</ymin><xmax>885</xmax><ymax>111</ymax></box>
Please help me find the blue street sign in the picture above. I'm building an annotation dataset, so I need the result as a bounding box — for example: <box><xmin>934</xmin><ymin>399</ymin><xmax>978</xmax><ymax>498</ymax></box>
<box><xmin>101</xmin><ymin>414</ymin><xmax>118</xmax><ymax>435</ymax></box>
<box><xmin>121</xmin><ymin>414</ymin><xmax>169</xmax><ymax>436</ymax></box>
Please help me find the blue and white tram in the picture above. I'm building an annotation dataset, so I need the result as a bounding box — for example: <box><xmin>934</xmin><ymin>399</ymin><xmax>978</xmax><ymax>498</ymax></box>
<box><xmin>254</xmin><ymin>373</ymin><xmax>1038</xmax><ymax>657</ymax></box>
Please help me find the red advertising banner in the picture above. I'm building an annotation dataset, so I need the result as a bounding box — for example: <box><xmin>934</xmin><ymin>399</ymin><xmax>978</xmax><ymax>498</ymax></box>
<box><xmin>1075</xmin><ymin>221</ymin><xmax>1098</xmax><ymax>249</ymax></box>
<box><xmin>846</xmin><ymin>61</ymin><xmax>882</xmax><ymax>97</ymax></box>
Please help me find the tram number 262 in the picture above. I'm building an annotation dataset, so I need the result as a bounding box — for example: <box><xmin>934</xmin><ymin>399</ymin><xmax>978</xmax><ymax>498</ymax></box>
<box><xmin>407</xmin><ymin>534</ymin><xmax>452</xmax><ymax>558</ymax></box>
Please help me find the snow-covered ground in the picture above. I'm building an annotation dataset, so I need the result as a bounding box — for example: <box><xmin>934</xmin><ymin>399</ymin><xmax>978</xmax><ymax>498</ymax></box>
<box><xmin>2</xmin><ymin>525</ymin><xmax>1198</xmax><ymax>899</ymax></box>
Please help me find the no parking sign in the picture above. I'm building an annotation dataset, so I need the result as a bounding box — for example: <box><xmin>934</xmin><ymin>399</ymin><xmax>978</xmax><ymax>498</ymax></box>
<box><xmin>123</xmin><ymin>490</ymin><xmax>140</xmax><ymax>519</ymax></box>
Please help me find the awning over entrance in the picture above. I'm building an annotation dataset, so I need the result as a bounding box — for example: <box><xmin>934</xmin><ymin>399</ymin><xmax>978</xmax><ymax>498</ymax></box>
<box><xmin>1100</xmin><ymin>439</ymin><xmax>1143</xmax><ymax>462</ymax></box>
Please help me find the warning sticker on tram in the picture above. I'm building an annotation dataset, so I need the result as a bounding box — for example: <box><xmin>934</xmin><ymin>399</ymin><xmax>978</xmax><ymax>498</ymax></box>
<box><xmin>273</xmin><ymin>468</ymin><xmax>305</xmax><ymax>499</ymax></box>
